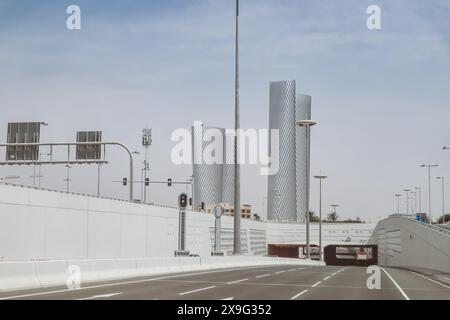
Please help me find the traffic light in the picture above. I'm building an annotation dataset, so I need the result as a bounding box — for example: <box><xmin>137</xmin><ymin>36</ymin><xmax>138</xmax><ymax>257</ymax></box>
<box><xmin>168</xmin><ymin>178</ymin><xmax>172</xmax><ymax>186</ymax></box>
<box><xmin>122</xmin><ymin>178</ymin><xmax>127</xmax><ymax>186</ymax></box>
<box><xmin>189</xmin><ymin>197</ymin><xmax>192</xmax><ymax>206</ymax></box>
<box><xmin>201</xmin><ymin>202</ymin><xmax>205</xmax><ymax>210</ymax></box>
<box><xmin>179</xmin><ymin>193</ymin><xmax>188</xmax><ymax>209</ymax></box>
<box><xmin>145</xmin><ymin>178</ymin><xmax>149</xmax><ymax>186</ymax></box>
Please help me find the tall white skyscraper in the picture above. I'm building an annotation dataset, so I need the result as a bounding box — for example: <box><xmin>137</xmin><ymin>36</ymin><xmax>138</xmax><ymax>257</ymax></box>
<box><xmin>267</xmin><ymin>80</ymin><xmax>312</xmax><ymax>222</ymax></box>
<box><xmin>267</xmin><ymin>80</ymin><xmax>297</xmax><ymax>221</ymax></box>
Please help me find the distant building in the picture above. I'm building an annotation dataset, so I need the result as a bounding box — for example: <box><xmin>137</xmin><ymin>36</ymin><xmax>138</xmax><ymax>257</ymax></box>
<box><xmin>192</xmin><ymin>123</ymin><xmax>234</xmax><ymax>211</ymax></box>
<box><xmin>205</xmin><ymin>203</ymin><xmax>256</xmax><ymax>220</ymax></box>
<box><xmin>267</xmin><ymin>80</ymin><xmax>312</xmax><ymax>222</ymax></box>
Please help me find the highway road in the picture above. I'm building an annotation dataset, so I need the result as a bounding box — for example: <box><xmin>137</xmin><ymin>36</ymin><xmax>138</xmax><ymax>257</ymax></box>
<box><xmin>1</xmin><ymin>265</ymin><xmax>450</xmax><ymax>300</ymax></box>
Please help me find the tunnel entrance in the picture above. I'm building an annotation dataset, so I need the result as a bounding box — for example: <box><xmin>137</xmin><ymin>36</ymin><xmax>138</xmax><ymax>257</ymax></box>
<box><xmin>268</xmin><ymin>244</ymin><xmax>320</xmax><ymax>260</ymax></box>
<box><xmin>324</xmin><ymin>245</ymin><xmax>378</xmax><ymax>266</ymax></box>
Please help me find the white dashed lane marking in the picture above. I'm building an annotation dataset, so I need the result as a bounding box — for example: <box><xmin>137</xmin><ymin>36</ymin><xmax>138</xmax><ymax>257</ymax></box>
<box><xmin>179</xmin><ymin>286</ymin><xmax>216</xmax><ymax>296</ymax></box>
<box><xmin>291</xmin><ymin>289</ymin><xmax>308</xmax><ymax>300</ymax></box>
<box><xmin>227</xmin><ymin>278</ymin><xmax>249</xmax><ymax>285</ymax></box>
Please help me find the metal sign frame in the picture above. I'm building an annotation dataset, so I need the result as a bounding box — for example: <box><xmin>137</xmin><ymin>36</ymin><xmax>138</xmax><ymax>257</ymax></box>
<box><xmin>0</xmin><ymin>141</ymin><xmax>134</xmax><ymax>201</ymax></box>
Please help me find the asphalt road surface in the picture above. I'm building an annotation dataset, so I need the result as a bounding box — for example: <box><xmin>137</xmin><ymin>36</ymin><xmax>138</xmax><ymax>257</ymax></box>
<box><xmin>1</xmin><ymin>265</ymin><xmax>450</xmax><ymax>300</ymax></box>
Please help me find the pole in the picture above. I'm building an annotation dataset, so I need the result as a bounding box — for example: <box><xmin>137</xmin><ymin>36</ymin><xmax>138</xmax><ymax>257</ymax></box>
<box><xmin>413</xmin><ymin>190</ymin><xmax>417</xmax><ymax>214</ymax></box>
<box><xmin>141</xmin><ymin>168</ymin><xmax>144</xmax><ymax>201</ymax></box>
<box><xmin>305</xmin><ymin>126</ymin><xmax>311</xmax><ymax>259</ymax></box>
<box><xmin>97</xmin><ymin>163</ymin><xmax>101</xmax><ymax>197</ymax></box>
<box><xmin>66</xmin><ymin>165</ymin><xmax>70</xmax><ymax>193</ymax></box>
<box><xmin>404</xmin><ymin>189</ymin><xmax>409</xmax><ymax>214</ymax></box>
<box><xmin>395</xmin><ymin>194</ymin><xmax>400</xmax><ymax>214</ymax></box>
<box><xmin>233</xmin><ymin>0</ymin><xmax>241</xmax><ymax>255</ymax></box>
<box><xmin>318</xmin><ymin>178</ymin><xmax>322</xmax><ymax>262</ymax></box>
<box><xmin>418</xmin><ymin>187</ymin><xmax>422</xmax><ymax>212</ymax></box>
<box><xmin>144</xmin><ymin>153</ymin><xmax>148</xmax><ymax>204</ymax></box>
<box><xmin>428</xmin><ymin>166</ymin><xmax>431</xmax><ymax>222</ymax></box>
<box><xmin>440</xmin><ymin>177</ymin><xmax>445</xmax><ymax>224</ymax></box>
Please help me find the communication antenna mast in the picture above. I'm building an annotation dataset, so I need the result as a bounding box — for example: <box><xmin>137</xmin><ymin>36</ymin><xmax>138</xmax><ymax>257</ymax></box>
<box><xmin>142</xmin><ymin>127</ymin><xmax>152</xmax><ymax>204</ymax></box>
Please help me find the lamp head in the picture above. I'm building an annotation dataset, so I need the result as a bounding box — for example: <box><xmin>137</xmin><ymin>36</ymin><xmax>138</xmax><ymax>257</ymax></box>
<box><xmin>296</xmin><ymin>120</ymin><xmax>317</xmax><ymax>127</ymax></box>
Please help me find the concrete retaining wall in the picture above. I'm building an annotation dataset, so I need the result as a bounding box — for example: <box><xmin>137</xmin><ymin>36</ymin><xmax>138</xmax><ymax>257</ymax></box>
<box><xmin>371</xmin><ymin>216</ymin><xmax>450</xmax><ymax>274</ymax></box>
<box><xmin>0</xmin><ymin>183</ymin><xmax>376</xmax><ymax>261</ymax></box>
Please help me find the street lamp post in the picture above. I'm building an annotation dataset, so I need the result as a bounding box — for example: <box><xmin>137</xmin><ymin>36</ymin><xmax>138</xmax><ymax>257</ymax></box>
<box><xmin>403</xmin><ymin>189</ymin><xmax>410</xmax><ymax>214</ymax></box>
<box><xmin>415</xmin><ymin>186</ymin><xmax>422</xmax><ymax>213</ymax></box>
<box><xmin>395</xmin><ymin>194</ymin><xmax>401</xmax><ymax>214</ymax></box>
<box><xmin>233</xmin><ymin>0</ymin><xmax>241</xmax><ymax>255</ymax></box>
<box><xmin>437</xmin><ymin>177</ymin><xmax>445</xmax><ymax>224</ymax></box>
<box><xmin>296</xmin><ymin>119</ymin><xmax>318</xmax><ymax>260</ymax></box>
<box><xmin>420</xmin><ymin>164</ymin><xmax>439</xmax><ymax>223</ymax></box>
<box><xmin>314</xmin><ymin>175</ymin><xmax>327</xmax><ymax>262</ymax></box>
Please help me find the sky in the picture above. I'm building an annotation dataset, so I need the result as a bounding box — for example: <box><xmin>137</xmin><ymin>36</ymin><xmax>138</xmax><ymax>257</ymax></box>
<box><xmin>0</xmin><ymin>0</ymin><xmax>449</xmax><ymax>222</ymax></box>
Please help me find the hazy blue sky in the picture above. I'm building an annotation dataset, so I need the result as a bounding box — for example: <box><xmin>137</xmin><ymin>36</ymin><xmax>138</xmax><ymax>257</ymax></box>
<box><xmin>1</xmin><ymin>0</ymin><xmax>449</xmax><ymax>221</ymax></box>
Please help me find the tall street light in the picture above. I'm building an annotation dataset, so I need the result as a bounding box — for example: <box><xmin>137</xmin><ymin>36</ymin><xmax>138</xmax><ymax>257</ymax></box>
<box><xmin>415</xmin><ymin>186</ymin><xmax>422</xmax><ymax>213</ymax></box>
<box><xmin>233</xmin><ymin>0</ymin><xmax>241</xmax><ymax>255</ymax></box>
<box><xmin>403</xmin><ymin>188</ymin><xmax>410</xmax><ymax>214</ymax></box>
<box><xmin>314</xmin><ymin>175</ymin><xmax>327</xmax><ymax>262</ymax></box>
<box><xmin>420</xmin><ymin>164</ymin><xmax>439</xmax><ymax>223</ymax></box>
<box><xmin>296</xmin><ymin>119</ymin><xmax>317</xmax><ymax>260</ymax></box>
<box><xmin>437</xmin><ymin>177</ymin><xmax>445</xmax><ymax>224</ymax></box>
<box><xmin>395</xmin><ymin>194</ymin><xmax>402</xmax><ymax>214</ymax></box>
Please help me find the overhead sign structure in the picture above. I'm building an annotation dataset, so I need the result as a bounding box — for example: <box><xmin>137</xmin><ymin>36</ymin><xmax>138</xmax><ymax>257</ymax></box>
<box><xmin>76</xmin><ymin>131</ymin><xmax>102</xmax><ymax>160</ymax></box>
<box><xmin>6</xmin><ymin>122</ymin><xmax>41</xmax><ymax>161</ymax></box>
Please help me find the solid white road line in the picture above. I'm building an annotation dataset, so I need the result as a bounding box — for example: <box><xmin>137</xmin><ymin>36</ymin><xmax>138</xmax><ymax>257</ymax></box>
<box><xmin>255</xmin><ymin>274</ymin><xmax>271</xmax><ymax>279</ymax></box>
<box><xmin>380</xmin><ymin>267</ymin><xmax>410</xmax><ymax>300</ymax></box>
<box><xmin>410</xmin><ymin>271</ymin><xmax>450</xmax><ymax>290</ymax></box>
<box><xmin>227</xmin><ymin>278</ymin><xmax>249</xmax><ymax>285</ymax></box>
<box><xmin>323</xmin><ymin>276</ymin><xmax>331</xmax><ymax>281</ymax></box>
<box><xmin>290</xmin><ymin>289</ymin><xmax>308</xmax><ymax>300</ymax></box>
<box><xmin>77</xmin><ymin>292</ymin><xmax>122</xmax><ymax>300</ymax></box>
<box><xmin>179</xmin><ymin>286</ymin><xmax>216</xmax><ymax>296</ymax></box>
<box><xmin>311</xmin><ymin>281</ymin><xmax>322</xmax><ymax>288</ymax></box>
<box><xmin>0</xmin><ymin>266</ymin><xmax>266</xmax><ymax>300</ymax></box>
<box><xmin>221</xmin><ymin>297</ymin><xmax>234</xmax><ymax>300</ymax></box>
<box><xmin>275</xmin><ymin>270</ymin><xmax>286</xmax><ymax>275</ymax></box>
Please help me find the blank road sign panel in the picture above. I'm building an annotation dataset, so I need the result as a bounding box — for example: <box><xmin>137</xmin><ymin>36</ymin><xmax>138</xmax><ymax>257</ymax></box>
<box><xmin>6</xmin><ymin>122</ymin><xmax>41</xmax><ymax>161</ymax></box>
<box><xmin>76</xmin><ymin>131</ymin><xmax>102</xmax><ymax>160</ymax></box>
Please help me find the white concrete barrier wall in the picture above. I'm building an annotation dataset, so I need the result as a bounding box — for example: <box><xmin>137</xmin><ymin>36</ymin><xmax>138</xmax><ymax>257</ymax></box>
<box><xmin>0</xmin><ymin>261</ymin><xmax>40</xmax><ymax>291</ymax></box>
<box><xmin>0</xmin><ymin>257</ymin><xmax>324</xmax><ymax>292</ymax></box>
<box><xmin>0</xmin><ymin>184</ymin><xmax>376</xmax><ymax>262</ymax></box>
